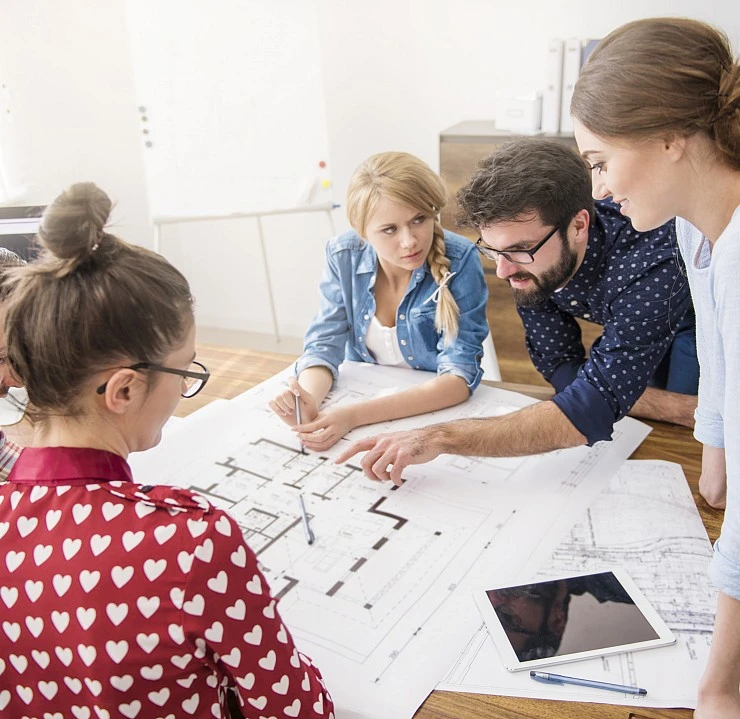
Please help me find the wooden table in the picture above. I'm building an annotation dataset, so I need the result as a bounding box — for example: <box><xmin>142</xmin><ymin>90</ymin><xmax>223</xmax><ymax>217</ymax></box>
<box><xmin>6</xmin><ymin>345</ymin><xmax>721</xmax><ymax>719</ymax></box>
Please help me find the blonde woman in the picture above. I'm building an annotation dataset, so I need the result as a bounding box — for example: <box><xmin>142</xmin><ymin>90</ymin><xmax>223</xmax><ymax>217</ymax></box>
<box><xmin>570</xmin><ymin>18</ymin><xmax>740</xmax><ymax>718</ymax></box>
<box><xmin>270</xmin><ymin>151</ymin><xmax>489</xmax><ymax>451</ymax></box>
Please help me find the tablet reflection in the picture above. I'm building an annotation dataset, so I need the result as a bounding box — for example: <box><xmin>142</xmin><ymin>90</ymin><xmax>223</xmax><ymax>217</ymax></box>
<box><xmin>486</xmin><ymin>571</ymin><xmax>654</xmax><ymax>662</ymax></box>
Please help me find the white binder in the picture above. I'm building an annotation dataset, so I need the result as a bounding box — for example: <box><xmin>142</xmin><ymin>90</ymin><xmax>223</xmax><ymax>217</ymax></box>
<box><xmin>560</xmin><ymin>37</ymin><xmax>581</xmax><ymax>134</ymax></box>
<box><xmin>542</xmin><ymin>39</ymin><xmax>564</xmax><ymax>134</ymax></box>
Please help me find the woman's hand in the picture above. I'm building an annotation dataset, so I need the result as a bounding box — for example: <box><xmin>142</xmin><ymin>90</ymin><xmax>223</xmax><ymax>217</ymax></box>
<box><xmin>269</xmin><ymin>378</ymin><xmax>319</xmax><ymax>427</ymax></box>
<box><xmin>294</xmin><ymin>405</ymin><xmax>358</xmax><ymax>452</ymax></box>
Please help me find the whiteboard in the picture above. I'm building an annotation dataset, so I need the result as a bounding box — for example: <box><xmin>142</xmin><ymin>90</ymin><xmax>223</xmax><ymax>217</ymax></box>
<box><xmin>125</xmin><ymin>0</ymin><xmax>331</xmax><ymax>217</ymax></box>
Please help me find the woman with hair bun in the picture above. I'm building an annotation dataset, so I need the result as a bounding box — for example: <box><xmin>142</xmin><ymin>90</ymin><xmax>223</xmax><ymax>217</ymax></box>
<box><xmin>0</xmin><ymin>184</ymin><xmax>334</xmax><ymax>718</ymax></box>
<box><xmin>270</xmin><ymin>151</ymin><xmax>489</xmax><ymax>451</ymax></box>
<box><xmin>571</xmin><ymin>17</ymin><xmax>740</xmax><ymax>717</ymax></box>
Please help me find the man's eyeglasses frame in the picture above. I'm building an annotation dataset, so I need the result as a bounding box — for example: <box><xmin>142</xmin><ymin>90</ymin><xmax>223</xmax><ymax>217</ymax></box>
<box><xmin>475</xmin><ymin>224</ymin><xmax>561</xmax><ymax>265</ymax></box>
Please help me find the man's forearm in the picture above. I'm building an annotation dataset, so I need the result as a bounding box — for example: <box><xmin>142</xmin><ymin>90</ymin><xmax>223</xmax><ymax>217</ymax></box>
<box><xmin>429</xmin><ymin>400</ymin><xmax>587</xmax><ymax>458</ymax></box>
<box><xmin>629</xmin><ymin>386</ymin><xmax>697</xmax><ymax>428</ymax></box>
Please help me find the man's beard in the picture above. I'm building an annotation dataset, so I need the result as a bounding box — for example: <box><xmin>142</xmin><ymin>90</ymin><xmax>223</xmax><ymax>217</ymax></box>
<box><xmin>509</xmin><ymin>243</ymin><xmax>579</xmax><ymax>308</ymax></box>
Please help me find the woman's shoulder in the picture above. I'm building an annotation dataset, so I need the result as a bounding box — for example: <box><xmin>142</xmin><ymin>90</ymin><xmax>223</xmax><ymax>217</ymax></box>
<box><xmin>713</xmin><ymin>205</ymin><xmax>740</xmax><ymax>259</ymax></box>
<box><xmin>441</xmin><ymin>229</ymin><xmax>478</xmax><ymax>265</ymax></box>
<box><xmin>326</xmin><ymin>230</ymin><xmax>366</xmax><ymax>255</ymax></box>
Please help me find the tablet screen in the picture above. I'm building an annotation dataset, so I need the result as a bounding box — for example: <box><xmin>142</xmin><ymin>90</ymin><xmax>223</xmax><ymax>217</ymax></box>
<box><xmin>478</xmin><ymin>570</ymin><xmax>671</xmax><ymax>669</ymax></box>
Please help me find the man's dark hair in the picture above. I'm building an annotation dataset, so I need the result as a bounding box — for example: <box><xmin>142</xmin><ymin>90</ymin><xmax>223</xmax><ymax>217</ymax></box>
<box><xmin>456</xmin><ymin>138</ymin><xmax>594</xmax><ymax>230</ymax></box>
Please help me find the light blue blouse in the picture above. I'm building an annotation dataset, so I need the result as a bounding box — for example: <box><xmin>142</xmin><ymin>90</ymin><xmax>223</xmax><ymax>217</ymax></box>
<box><xmin>677</xmin><ymin>206</ymin><xmax>740</xmax><ymax>600</ymax></box>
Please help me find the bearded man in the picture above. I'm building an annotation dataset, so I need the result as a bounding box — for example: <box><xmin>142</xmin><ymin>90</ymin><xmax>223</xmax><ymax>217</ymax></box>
<box><xmin>336</xmin><ymin>139</ymin><xmax>698</xmax><ymax>483</ymax></box>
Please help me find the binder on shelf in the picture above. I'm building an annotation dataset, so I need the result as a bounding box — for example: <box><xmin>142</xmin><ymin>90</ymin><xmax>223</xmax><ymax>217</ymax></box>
<box><xmin>581</xmin><ymin>38</ymin><xmax>601</xmax><ymax>67</ymax></box>
<box><xmin>542</xmin><ymin>38</ymin><xmax>564</xmax><ymax>134</ymax></box>
<box><xmin>560</xmin><ymin>37</ymin><xmax>581</xmax><ymax>134</ymax></box>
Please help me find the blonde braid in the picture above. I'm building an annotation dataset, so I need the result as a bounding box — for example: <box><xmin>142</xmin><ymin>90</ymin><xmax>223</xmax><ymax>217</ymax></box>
<box><xmin>426</xmin><ymin>219</ymin><xmax>459</xmax><ymax>346</ymax></box>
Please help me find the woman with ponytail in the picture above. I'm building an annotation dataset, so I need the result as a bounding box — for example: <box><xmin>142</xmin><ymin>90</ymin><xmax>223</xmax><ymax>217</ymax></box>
<box><xmin>571</xmin><ymin>17</ymin><xmax>740</xmax><ymax>717</ymax></box>
<box><xmin>0</xmin><ymin>184</ymin><xmax>334</xmax><ymax>718</ymax></box>
<box><xmin>270</xmin><ymin>151</ymin><xmax>489</xmax><ymax>451</ymax></box>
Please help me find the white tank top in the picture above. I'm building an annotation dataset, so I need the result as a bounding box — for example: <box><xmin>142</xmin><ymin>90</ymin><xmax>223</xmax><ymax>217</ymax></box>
<box><xmin>364</xmin><ymin>316</ymin><xmax>409</xmax><ymax>368</ymax></box>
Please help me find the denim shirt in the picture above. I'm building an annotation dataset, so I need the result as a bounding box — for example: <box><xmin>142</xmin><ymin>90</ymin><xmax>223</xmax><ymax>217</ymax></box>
<box><xmin>297</xmin><ymin>229</ymin><xmax>489</xmax><ymax>392</ymax></box>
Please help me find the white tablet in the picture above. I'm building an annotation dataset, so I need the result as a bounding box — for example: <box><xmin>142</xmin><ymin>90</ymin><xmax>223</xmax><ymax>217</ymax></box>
<box><xmin>474</xmin><ymin>569</ymin><xmax>676</xmax><ymax>671</ymax></box>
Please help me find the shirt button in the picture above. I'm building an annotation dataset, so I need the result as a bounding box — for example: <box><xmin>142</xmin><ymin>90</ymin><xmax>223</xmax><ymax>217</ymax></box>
<box><xmin>399</xmin><ymin>314</ymin><xmax>406</xmax><ymax>320</ymax></box>
<box><xmin>400</xmin><ymin>340</ymin><xmax>407</xmax><ymax>346</ymax></box>
<box><xmin>408</xmin><ymin>356</ymin><xmax>414</xmax><ymax>361</ymax></box>
<box><xmin>415</xmin><ymin>365</ymin><xmax>420</xmax><ymax>369</ymax></box>
<box><xmin>583</xmin><ymin>313</ymin><xmax>591</xmax><ymax>319</ymax></box>
<box><xmin>362</xmin><ymin>353</ymin><xmax>367</xmax><ymax>357</ymax></box>
<box><xmin>364</xmin><ymin>314</ymin><xmax>369</xmax><ymax>320</ymax></box>
<box><xmin>570</xmin><ymin>300</ymin><xmax>578</xmax><ymax>306</ymax></box>
<box><xmin>358</xmin><ymin>336</ymin><xmax>363</xmax><ymax>342</ymax></box>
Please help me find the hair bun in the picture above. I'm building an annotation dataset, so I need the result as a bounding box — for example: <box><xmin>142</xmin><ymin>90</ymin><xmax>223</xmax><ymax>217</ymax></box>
<box><xmin>38</xmin><ymin>182</ymin><xmax>112</xmax><ymax>263</ymax></box>
<box><xmin>717</xmin><ymin>62</ymin><xmax>740</xmax><ymax>115</ymax></box>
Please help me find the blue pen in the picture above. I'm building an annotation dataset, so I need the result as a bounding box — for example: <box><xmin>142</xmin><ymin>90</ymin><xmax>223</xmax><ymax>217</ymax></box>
<box><xmin>530</xmin><ymin>671</ymin><xmax>647</xmax><ymax>696</ymax></box>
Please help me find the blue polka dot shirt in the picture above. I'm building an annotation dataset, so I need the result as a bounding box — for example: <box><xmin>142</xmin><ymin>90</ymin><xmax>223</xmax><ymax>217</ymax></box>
<box><xmin>517</xmin><ymin>201</ymin><xmax>691</xmax><ymax>445</ymax></box>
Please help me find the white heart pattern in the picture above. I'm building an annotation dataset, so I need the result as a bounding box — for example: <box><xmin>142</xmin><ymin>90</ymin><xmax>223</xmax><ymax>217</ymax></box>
<box><xmin>0</xmin><ymin>478</ymin><xmax>335</xmax><ymax>718</ymax></box>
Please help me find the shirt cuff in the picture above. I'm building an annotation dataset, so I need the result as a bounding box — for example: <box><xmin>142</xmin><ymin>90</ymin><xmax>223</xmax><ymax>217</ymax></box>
<box><xmin>693</xmin><ymin>410</ymin><xmax>725</xmax><ymax>448</ymax></box>
<box><xmin>709</xmin><ymin>536</ymin><xmax>740</xmax><ymax>602</ymax></box>
<box><xmin>548</xmin><ymin>360</ymin><xmax>584</xmax><ymax>393</ymax></box>
<box><xmin>551</xmin><ymin>380</ymin><xmax>616</xmax><ymax>446</ymax></box>
<box><xmin>437</xmin><ymin>361</ymin><xmax>482</xmax><ymax>393</ymax></box>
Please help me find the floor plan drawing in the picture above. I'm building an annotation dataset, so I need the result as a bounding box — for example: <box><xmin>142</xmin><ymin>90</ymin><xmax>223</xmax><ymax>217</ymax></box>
<box><xmin>130</xmin><ymin>363</ymin><xmax>651</xmax><ymax>719</ymax></box>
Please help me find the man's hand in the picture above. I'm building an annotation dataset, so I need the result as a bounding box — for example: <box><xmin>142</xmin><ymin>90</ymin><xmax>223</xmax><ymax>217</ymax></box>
<box><xmin>294</xmin><ymin>406</ymin><xmax>357</xmax><ymax>452</ymax></box>
<box><xmin>335</xmin><ymin>427</ymin><xmax>444</xmax><ymax>486</ymax></box>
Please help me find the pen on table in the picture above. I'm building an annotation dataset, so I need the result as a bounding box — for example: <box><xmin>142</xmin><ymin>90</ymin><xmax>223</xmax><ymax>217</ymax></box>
<box><xmin>298</xmin><ymin>494</ymin><xmax>315</xmax><ymax>545</ymax></box>
<box><xmin>530</xmin><ymin>671</ymin><xmax>647</xmax><ymax>696</ymax></box>
<box><xmin>294</xmin><ymin>391</ymin><xmax>306</xmax><ymax>455</ymax></box>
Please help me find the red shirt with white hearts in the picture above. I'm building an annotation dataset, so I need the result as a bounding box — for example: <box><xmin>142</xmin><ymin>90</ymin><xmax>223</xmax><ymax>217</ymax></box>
<box><xmin>0</xmin><ymin>447</ymin><xmax>335</xmax><ymax>719</ymax></box>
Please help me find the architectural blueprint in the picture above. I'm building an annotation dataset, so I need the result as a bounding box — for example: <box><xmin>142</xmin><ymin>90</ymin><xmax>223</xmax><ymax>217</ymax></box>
<box><xmin>130</xmin><ymin>362</ymin><xmax>650</xmax><ymax>719</ymax></box>
<box><xmin>438</xmin><ymin>460</ymin><xmax>715</xmax><ymax>708</ymax></box>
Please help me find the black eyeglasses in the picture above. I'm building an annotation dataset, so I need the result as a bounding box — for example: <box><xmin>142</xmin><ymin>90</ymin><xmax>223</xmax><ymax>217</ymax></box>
<box><xmin>96</xmin><ymin>360</ymin><xmax>210</xmax><ymax>399</ymax></box>
<box><xmin>475</xmin><ymin>225</ymin><xmax>560</xmax><ymax>265</ymax></box>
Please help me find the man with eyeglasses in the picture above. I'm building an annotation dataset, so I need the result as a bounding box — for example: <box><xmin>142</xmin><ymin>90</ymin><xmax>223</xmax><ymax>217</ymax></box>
<box><xmin>337</xmin><ymin>138</ymin><xmax>697</xmax><ymax>484</ymax></box>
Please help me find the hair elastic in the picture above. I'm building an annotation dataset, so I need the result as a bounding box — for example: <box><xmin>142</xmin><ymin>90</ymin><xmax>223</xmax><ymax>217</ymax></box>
<box><xmin>423</xmin><ymin>270</ymin><xmax>457</xmax><ymax>305</ymax></box>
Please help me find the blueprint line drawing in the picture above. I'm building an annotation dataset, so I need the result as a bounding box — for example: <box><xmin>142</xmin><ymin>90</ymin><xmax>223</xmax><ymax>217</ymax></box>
<box><xmin>437</xmin><ymin>460</ymin><xmax>715</xmax><ymax>709</ymax></box>
<box><xmin>131</xmin><ymin>362</ymin><xmax>650</xmax><ymax>719</ymax></box>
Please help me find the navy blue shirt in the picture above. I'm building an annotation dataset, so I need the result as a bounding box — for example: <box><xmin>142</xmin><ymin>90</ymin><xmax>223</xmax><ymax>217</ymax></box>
<box><xmin>517</xmin><ymin>201</ymin><xmax>691</xmax><ymax>445</ymax></box>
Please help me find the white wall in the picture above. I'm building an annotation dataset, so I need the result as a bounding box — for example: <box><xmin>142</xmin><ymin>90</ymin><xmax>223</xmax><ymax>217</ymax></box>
<box><xmin>316</xmin><ymin>0</ymin><xmax>740</xmax><ymax>233</ymax></box>
<box><xmin>1</xmin><ymin>1</ymin><xmax>738</xmax><ymax>338</ymax></box>
<box><xmin>125</xmin><ymin>0</ymin><xmax>332</xmax><ymax>218</ymax></box>
<box><xmin>0</xmin><ymin>0</ymin><xmax>151</xmax><ymax>246</ymax></box>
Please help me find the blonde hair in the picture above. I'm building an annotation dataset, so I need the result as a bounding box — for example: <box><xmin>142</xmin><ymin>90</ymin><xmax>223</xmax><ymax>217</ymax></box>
<box><xmin>346</xmin><ymin>151</ymin><xmax>459</xmax><ymax>344</ymax></box>
<box><xmin>4</xmin><ymin>183</ymin><xmax>193</xmax><ymax>419</ymax></box>
<box><xmin>571</xmin><ymin>18</ymin><xmax>740</xmax><ymax>170</ymax></box>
